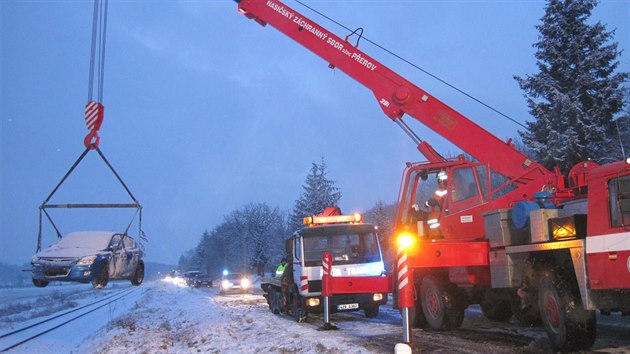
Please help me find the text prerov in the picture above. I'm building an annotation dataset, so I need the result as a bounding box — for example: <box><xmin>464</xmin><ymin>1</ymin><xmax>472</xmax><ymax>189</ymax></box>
<box><xmin>265</xmin><ymin>0</ymin><xmax>377</xmax><ymax>71</ymax></box>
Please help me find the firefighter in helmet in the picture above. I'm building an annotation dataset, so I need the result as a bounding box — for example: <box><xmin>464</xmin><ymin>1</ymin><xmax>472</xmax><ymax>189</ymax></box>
<box><xmin>425</xmin><ymin>171</ymin><xmax>447</xmax><ymax>238</ymax></box>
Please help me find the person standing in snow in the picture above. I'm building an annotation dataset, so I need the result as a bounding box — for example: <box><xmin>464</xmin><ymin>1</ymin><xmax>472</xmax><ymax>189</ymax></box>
<box><xmin>275</xmin><ymin>258</ymin><xmax>287</xmax><ymax>280</ymax></box>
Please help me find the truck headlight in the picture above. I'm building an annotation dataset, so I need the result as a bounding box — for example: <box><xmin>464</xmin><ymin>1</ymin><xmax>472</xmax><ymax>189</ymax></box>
<box><xmin>77</xmin><ymin>255</ymin><xmax>97</xmax><ymax>265</ymax></box>
<box><xmin>222</xmin><ymin>280</ymin><xmax>231</xmax><ymax>289</ymax></box>
<box><xmin>307</xmin><ymin>298</ymin><xmax>320</xmax><ymax>307</ymax></box>
<box><xmin>373</xmin><ymin>293</ymin><xmax>383</xmax><ymax>301</ymax></box>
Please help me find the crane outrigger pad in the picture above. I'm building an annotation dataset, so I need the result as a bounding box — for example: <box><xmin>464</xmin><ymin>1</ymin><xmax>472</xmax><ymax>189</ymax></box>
<box><xmin>37</xmin><ymin>146</ymin><xmax>144</xmax><ymax>252</ymax></box>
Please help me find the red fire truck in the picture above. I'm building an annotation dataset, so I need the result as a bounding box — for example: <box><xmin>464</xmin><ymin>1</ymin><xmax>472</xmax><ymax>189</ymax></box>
<box><xmin>233</xmin><ymin>0</ymin><xmax>630</xmax><ymax>350</ymax></box>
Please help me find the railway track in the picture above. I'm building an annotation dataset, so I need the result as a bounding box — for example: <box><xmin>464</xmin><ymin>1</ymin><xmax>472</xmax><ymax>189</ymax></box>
<box><xmin>0</xmin><ymin>286</ymin><xmax>142</xmax><ymax>353</ymax></box>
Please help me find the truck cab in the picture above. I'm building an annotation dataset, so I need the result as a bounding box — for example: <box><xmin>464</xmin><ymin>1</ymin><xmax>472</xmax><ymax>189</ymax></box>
<box><xmin>292</xmin><ymin>220</ymin><xmax>387</xmax><ymax>314</ymax></box>
<box><xmin>270</xmin><ymin>210</ymin><xmax>387</xmax><ymax>321</ymax></box>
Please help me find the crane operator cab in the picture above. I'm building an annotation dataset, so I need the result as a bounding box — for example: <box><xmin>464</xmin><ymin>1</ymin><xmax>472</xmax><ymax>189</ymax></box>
<box><xmin>397</xmin><ymin>159</ymin><xmax>492</xmax><ymax>241</ymax></box>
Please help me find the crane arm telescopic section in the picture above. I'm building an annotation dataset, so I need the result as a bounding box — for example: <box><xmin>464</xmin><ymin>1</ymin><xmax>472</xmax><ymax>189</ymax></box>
<box><xmin>234</xmin><ymin>0</ymin><xmax>555</xmax><ymax>183</ymax></box>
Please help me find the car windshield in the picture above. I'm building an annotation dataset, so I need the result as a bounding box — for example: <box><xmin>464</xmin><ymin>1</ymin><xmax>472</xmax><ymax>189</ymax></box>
<box><xmin>55</xmin><ymin>232</ymin><xmax>115</xmax><ymax>250</ymax></box>
<box><xmin>225</xmin><ymin>274</ymin><xmax>243</xmax><ymax>280</ymax></box>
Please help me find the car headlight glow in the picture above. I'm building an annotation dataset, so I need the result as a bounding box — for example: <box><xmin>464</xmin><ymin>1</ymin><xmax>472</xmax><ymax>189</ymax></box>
<box><xmin>222</xmin><ymin>280</ymin><xmax>231</xmax><ymax>289</ymax></box>
<box><xmin>77</xmin><ymin>255</ymin><xmax>97</xmax><ymax>265</ymax></box>
<box><xmin>240</xmin><ymin>278</ymin><xmax>251</xmax><ymax>289</ymax></box>
<box><xmin>31</xmin><ymin>256</ymin><xmax>39</xmax><ymax>264</ymax></box>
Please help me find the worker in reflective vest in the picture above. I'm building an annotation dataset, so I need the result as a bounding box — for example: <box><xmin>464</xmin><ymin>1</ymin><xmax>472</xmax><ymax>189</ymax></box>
<box><xmin>275</xmin><ymin>258</ymin><xmax>287</xmax><ymax>279</ymax></box>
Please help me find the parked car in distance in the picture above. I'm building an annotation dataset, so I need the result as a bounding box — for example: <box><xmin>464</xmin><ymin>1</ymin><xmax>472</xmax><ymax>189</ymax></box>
<box><xmin>191</xmin><ymin>274</ymin><xmax>214</xmax><ymax>288</ymax></box>
<box><xmin>220</xmin><ymin>273</ymin><xmax>251</xmax><ymax>294</ymax></box>
<box><xmin>31</xmin><ymin>231</ymin><xmax>144</xmax><ymax>289</ymax></box>
<box><xmin>183</xmin><ymin>270</ymin><xmax>201</xmax><ymax>286</ymax></box>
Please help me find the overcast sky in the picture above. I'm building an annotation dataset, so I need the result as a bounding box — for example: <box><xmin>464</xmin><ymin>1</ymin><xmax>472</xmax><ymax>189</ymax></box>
<box><xmin>1</xmin><ymin>0</ymin><xmax>628</xmax><ymax>266</ymax></box>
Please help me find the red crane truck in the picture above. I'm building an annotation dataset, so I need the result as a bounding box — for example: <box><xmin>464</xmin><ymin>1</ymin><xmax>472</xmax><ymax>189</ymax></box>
<box><xmin>233</xmin><ymin>0</ymin><xmax>630</xmax><ymax>350</ymax></box>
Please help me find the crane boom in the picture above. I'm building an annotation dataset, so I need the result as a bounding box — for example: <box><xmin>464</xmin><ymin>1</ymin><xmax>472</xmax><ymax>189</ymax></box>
<box><xmin>234</xmin><ymin>0</ymin><xmax>555</xmax><ymax>185</ymax></box>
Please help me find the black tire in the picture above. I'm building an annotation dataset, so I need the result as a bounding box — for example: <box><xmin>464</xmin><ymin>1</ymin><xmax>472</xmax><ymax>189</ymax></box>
<box><xmin>404</xmin><ymin>278</ymin><xmax>427</xmax><ymax>328</ymax></box>
<box><xmin>538</xmin><ymin>268</ymin><xmax>596</xmax><ymax>351</ymax></box>
<box><xmin>269</xmin><ymin>289</ymin><xmax>281</xmax><ymax>315</ymax></box>
<box><xmin>290</xmin><ymin>286</ymin><xmax>306</xmax><ymax>322</ymax></box>
<box><xmin>420</xmin><ymin>275</ymin><xmax>465</xmax><ymax>330</ymax></box>
<box><xmin>511</xmin><ymin>291</ymin><xmax>541</xmax><ymax>326</ymax></box>
<box><xmin>512</xmin><ymin>258</ymin><xmax>541</xmax><ymax>326</ymax></box>
<box><xmin>480</xmin><ymin>289</ymin><xmax>513</xmax><ymax>322</ymax></box>
<box><xmin>407</xmin><ymin>304</ymin><xmax>428</xmax><ymax>328</ymax></box>
<box><xmin>364</xmin><ymin>305</ymin><xmax>379</xmax><ymax>318</ymax></box>
<box><xmin>32</xmin><ymin>278</ymin><xmax>49</xmax><ymax>288</ymax></box>
<box><xmin>131</xmin><ymin>261</ymin><xmax>144</xmax><ymax>286</ymax></box>
<box><xmin>92</xmin><ymin>263</ymin><xmax>109</xmax><ymax>289</ymax></box>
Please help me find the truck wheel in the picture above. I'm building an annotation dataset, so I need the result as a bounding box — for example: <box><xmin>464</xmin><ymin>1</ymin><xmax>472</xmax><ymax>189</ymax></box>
<box><xmin>364</xmin><ymin>305</ymin><xmax>379</xmax><ymax>318</ymax></box>
<box><xmin>512</xmin><ymin>258</ymin><xmax>541</xmax><ymax>326</ymax></box>
<box><xmin>270</xmin><ymin>289</ymin><xmax>281</xmax><ymax>314</ymax></box>
<box><xmin>409</xmin><ymin>279</ymin><xmax>428</xmax><ymax>328</ymax></box>
<box><xmin>511</xmin><ymin>292</ymin><xmax>541</xmax><ymax>326</ymax></box>
<box><xmin>32</xmin><ymin>278</ymin><xmax>49</xmax><ymax>288</ymax></box>
<box><xmin>92</xmin><ymin>263</ymin><xmax>109</xmax><ymax>289</ymax></box>
<box><xmin>480</xmin><ymin>289</ymin><xmax>513</xmax><ymax>322</ymax></box>
<box><xmin>538</xmin><ymin>269</ymin><xmax>596</xmax><ymax>351</ymax></box>
<box><xmin>420</xmin><ymin>275</ymin><xmax>464</xmax><ymax>330</ymax></box>
<box><xmin>400</xmin><ymin>305</ymin><xmax>427</xmax><ymax>328</ymax></box>
<box><xmin>290</xmin><ymin>286</ymin><xmax>307</xmax><ymax>322</ymax></box>
<box><xmin>130</xmin><ymin>261</ymin><xmax>144</xmax><ymax>286</ymax></box>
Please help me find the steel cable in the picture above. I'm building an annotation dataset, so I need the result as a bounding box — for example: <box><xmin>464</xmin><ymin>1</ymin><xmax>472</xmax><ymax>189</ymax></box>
<box><xmin>293</xmin><ymin>0</ymin><xmax>527</xmax><ymax>129</ymax></box>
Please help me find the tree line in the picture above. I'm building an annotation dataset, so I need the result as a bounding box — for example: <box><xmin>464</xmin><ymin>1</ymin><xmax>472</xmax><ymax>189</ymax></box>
<box><xmin>177</xmin><ymin>158</ymin><xmax>397</xmax><ymax>277</ymax></box>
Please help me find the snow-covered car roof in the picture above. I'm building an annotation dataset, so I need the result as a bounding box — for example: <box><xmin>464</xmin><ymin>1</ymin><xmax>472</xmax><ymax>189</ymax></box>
<box><xmin>52</xmin><ymin>231</ymin><xmax>122</xmax><ymax>250</ymax></box>
<box><xmin>35</xmin><ymin>231</ymin><xmax>124</xmax><ymax>259</ymax></box>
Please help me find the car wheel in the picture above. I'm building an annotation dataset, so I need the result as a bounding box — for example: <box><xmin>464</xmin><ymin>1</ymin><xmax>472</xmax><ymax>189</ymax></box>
<box><xmin>364</xmin><ymin>305</ymin><xmax>379</xmax><ymax>318</ymax></box>
<box><xmin>131</xmin><ymin>261</ymin><xmax>144</xmax><ymax>286</ymax></box>
<box><xmin>538</xmin><ymin>268</ymin><xmax>596</xmax><ymax>351</ymax></box>
<box><xmin>32</xmin><ymin>278</ymin><xmax>49</xmax><ymax>288</ymax></box>
<box><xmin>92</xmin><ymin>263</ymin><xmax>109</xmax><ymax>289</ymax></box>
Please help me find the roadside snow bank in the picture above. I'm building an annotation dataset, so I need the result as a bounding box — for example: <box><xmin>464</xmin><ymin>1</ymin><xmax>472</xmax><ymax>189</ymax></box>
<box><xmin>77</xmin><ymin>281</ymin><xmax>374</xmax><ymax>353</ymax></box>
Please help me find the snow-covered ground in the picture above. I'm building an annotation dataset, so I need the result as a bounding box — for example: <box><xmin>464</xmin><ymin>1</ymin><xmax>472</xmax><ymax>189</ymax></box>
<box><xmin>1</xmin><ymin>280</ymin><xmax>629</xmax><ymax>353</ymax></box>
<box><xmin>0</xmin><ymin>282</ymin><xmax>145</xmax><ymax>353</ymax></box>
<box><xmin>1</xmin><ymin>280</ymin><xmax>389</xmax><ymax>353</ymax></box>
<box><xmin>76</xmin><ymin>280</ymin><xmax>386</xmax><ymax>353</ymax></box>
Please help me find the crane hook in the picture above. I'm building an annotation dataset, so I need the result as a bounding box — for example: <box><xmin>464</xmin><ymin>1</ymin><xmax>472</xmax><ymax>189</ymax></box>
<box><xmin>84</xmin><ymin>100</ymin><xmax>104</xmax><ymax>149</ymax></box>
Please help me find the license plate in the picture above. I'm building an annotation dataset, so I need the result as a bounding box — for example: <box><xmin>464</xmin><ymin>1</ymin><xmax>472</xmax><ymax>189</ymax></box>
<box><xmin>337</xmin><ymin>303</ymin><xmax>359</xmax><ymax>310</ymax></box>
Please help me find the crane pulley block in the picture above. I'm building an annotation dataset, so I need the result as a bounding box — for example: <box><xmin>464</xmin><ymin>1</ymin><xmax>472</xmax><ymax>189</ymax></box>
<box><xmin>84</xmin><ymin>101</ymin><xmax>105</xmax><ymax>149</ymax></box>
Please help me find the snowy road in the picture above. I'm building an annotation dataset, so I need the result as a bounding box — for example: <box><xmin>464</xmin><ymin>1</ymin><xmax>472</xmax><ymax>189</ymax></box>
<box><xmin>1</xmin><ymin>281</ymin><xmax>628</xmax><ymax>353</ymax></box>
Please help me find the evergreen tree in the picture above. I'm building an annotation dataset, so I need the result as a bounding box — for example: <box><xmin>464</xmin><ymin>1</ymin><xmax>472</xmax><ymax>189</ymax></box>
<box><xmin>515</xmin><ymin>0</ymin><xmax>629</xmax><ymax>173</ymax></box>
<box><xmin>177</xmin><ymin>249</ymin><xmax>195</xmax><ymax>272</ymax></box>
<box><xmin>289</xmin><ymin>157</ymin><xmax>342</xmax><ymax>232</ymax></box>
